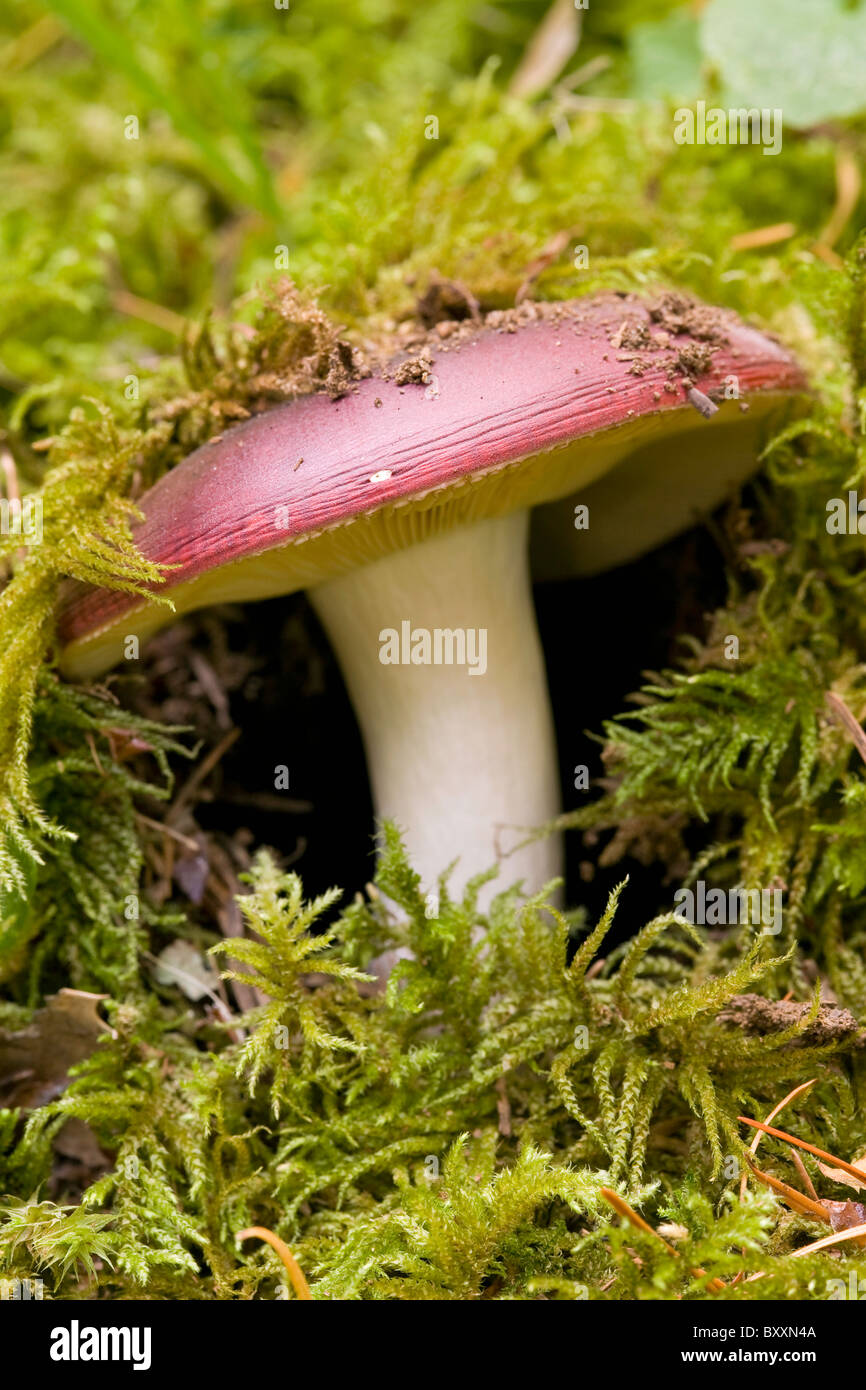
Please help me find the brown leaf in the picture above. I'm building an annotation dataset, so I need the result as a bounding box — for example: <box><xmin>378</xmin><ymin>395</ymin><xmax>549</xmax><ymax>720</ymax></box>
<box><xmin>54</xmin><ymin>1117</ymin><xmax>109</xmax><ymax>1168</ymax></box>
<box><xmin>0</xmin><ymin>990</ymin><xmax>111</xmax><ymax>1109</ymax></box>
<box><xmin>508</xmin><ymin>0</ymin><xmax>581</xmax><ymax>100</ymax></box>
<box><xmin>823</xmin><ymin>1199</ymin><xmax>866</xmax><ymax>1233</ymax></box>
<box><xmin>816</xmin><ymin>1157</ymin><xmax>866</xmax><ymax>1194</ymax></box>
<box><xmin>173</xmin><ymin>848</ymin><xmax>210</xmax><ymax>904</ymax></box>
<box><xmin>153</xmin><ymin>939</ymin><xmax>220</xmax><ymax>1002</ymax></box>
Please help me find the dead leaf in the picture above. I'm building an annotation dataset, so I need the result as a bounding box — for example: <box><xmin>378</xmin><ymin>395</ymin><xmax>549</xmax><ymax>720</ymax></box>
<box><xmin>509</xmin><ymin>0</ymin><xmax>580</xmax><ymax>100</ymax></box>
<box><xmin>656</xmin><ymin>1223</ymin><xmax>690</xmax><ymax>1242</ymax></box>
<box><xmin>173</xmin><ymin>847</ymin><xmax>210</xmax><ymax>905</ymax></box>
<box><xmin>54</xmin><ymin>1117</ymin><xmax>110</xmax><ymax>1168</ymax></box>
<box><xmin>824</xmin><ymin>1199</ymin><xmax>866</xmax><ymax>1233</ymax></box>
<box><xmin>0</xmin><ymin>990</ymin><xmax>111</xmax><ymax>1109</ymax></box>
<box><xmin>816</xmin><ymin>1157</ymin><xmax>866</xmax><ymax>1194</ymax></box>
<box><xmin>153</xmin><ymin>939</ymin><xmax>220</xmax><ymax>1002</ymax></box>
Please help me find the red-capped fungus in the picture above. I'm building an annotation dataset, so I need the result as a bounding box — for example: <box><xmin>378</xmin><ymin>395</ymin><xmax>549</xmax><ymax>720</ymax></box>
<box><xmin>58</xmin><ymin>293</ymin><xmax>806</xmax><ymax>907</ymax></box>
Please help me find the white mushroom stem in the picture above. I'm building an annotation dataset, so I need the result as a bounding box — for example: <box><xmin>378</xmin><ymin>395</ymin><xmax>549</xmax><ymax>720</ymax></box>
<box><xmin>309</xmin><ymin>510</ymin><xmax>563</xmax><ymax>909</ymax></box>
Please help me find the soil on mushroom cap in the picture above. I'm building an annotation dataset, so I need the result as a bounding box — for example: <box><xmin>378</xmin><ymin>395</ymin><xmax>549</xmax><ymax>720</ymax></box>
<box><xmin>647</xmin><ymin>290</ymin><xmax>731</xmax><ymax>345</ymax></box>
<box><xmin>378</xmin><ymin>289</ymin><xmax>739</xmax><ymax>401</ymax></box>
<box><xmin>392</xmin><ymin>349</ymin><xmax>435</xmax><ymax>386</ymax></box>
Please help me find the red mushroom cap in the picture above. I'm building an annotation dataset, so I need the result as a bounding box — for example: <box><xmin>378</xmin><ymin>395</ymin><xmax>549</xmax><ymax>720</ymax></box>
<box><xmin>58</xmin><ymin>292</ymin><xmax>806</xmax><ymax>678</ymax></box>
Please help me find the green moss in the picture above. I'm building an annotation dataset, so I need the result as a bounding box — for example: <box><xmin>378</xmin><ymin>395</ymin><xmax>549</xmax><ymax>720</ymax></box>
<box><xmin>2</xmin><ymin>0</ymin><xmax>866</xmax><ymax>1299</ymax></box>
<box><xmin>0</xmin><ymin>833</ymin><xmax>861</xmax><ymax>1299</ymax></box>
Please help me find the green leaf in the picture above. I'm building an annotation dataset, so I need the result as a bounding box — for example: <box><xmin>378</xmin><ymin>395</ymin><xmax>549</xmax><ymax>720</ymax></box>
<box><xmin>701</xmin><ymin>0</ymin><xmax>866</xmax><ymax>127</ymax></box>
<box><xmin>629</xmin><ymin>12</ymin><xmax>704</xmax><ymax>102</ymax></box>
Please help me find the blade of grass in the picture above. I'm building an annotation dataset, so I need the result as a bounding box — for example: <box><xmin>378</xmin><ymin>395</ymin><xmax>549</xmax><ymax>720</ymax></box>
<box><xmin>45</xmin><ymin>0</ymin><xmax>280</xmax><ymax>218</ymax></box>
<box><xmin>164</xmin><ymin>0</ymin><xmax>281</xmax><ymax>221</ymax></box>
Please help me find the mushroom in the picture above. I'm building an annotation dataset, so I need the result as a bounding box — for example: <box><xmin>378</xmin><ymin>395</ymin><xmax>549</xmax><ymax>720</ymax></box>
<box><xmin>58</xmin><ymin>293</ymin><xmax>805</xmax><ymax>909</ymax></box>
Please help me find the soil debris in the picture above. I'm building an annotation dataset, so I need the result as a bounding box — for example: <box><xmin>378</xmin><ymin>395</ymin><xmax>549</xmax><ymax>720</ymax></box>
<box><xmin>648</xmin><ymin>291</ymin><xmax>731</xmax><ymax>345</ymax></box>
<box><xmin>324</xmin><ymin>340</ymin><xmax>360</xmax><ymax>398</ymax></box>
<box><xmin>717</xmin><ymin>993</ymin><xmax>865</xmax><ymax>1047</ymax></box>
<box><xmin>611</xmin><ymin>318</ymin><xmax>652</xmax><ymax>351</ymax></box>
<box><xmin>415</xmin><ymin>274</ymin><xmax>481</xmax><ymax>328</ymax></box>
<box><xmin>393</xmin><ymin>348</ymin><xmax>435</xmax><ymax>387</ymax></box>
<box><xmin>677</xmin><ymin>342</ymin><xmax>715</xmax><ymax>380</ymax></box>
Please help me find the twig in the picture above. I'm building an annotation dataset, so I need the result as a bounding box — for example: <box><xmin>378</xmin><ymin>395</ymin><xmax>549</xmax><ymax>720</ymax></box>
<box><xmin>134</xmin><ymin>812</ymin><xmax>201</xmax><ymax>854</ymax></box>
<box><xmin>142</xmin><ymin>949</ymin><xmax>245</xmax><ymax>1044</ymax></box>
<box><xmin>739</xmin><ymin>1077</ymin><xmax>817</xmax><ymax>1202</ymax></box>
<box><xmin>218</xmin><ymin>789</ymin><xmax>313</xmax><ymax>814</ymax></box>
<box><xmin>730</xmin><ymin>222</ymin><xmax>796</xmax><ymax>251</ymax></box>
<box><xmin>508</xmin><ymin>0</ymin><xmax>581</xmax><ymax>101</ymax></box>
<box><xmin>554</xmin><ymin>55</ymin><xmax>611</xmax><ymax>93</ymax></box>
<box><xmin>516</xmin><ymin>229</ymin><xmax>574</xmax><ymax>304</ymax></box>
<box><xmin>739</xmin><ymin>1116</ymin><xmax>866</xmax><ymax>1186</ymax></box>
<box><xmin>558</xmin><ymin>94</ymin><xmax>640</xmax><ymax>115</ymax></box>
<box><xmin>789</xmin><ymin>1222</ymin><xmax>866</xmax><ymax>1257</ymax></box>
<box><xmin>814</xmin><ymin>145</ymin><xmax>861</xmax><ymax>257</ymax></box>
<box><xmin>790</xmin><ymin>1148</ymin><xmax>820</xmax><ymax>1203</ymax></box>
<box><xmin>495</xmin><ymin>1076</ymin><xmax>512</xmax><ymax>1137</ymax></box>
<box><xmin>599</xmin><ymin>1188</ymin><xmax>726</xmax><ymax>1293</ymax></box>
<box><xmin>112</xmin><ymin>288</ymin><xmax>189</xmax><ymax>337</ymax></box>
<box><xmin>825</xmin><ymin>691</ymin><xmax>866</xmax><ymax>766</ymax></box>
<box><xmin>167</xmin><ymin>727</ymin><xmax>240</xmax><ymax>823</ymax></box>
<box><xmin>743</xmin><ymin>1156</ymin><xmax>829</xmax><ymax>1223</ymax></box>
<box><xmin>237</xmin><ymin>1227</ymin><xmax>312</xmax><ymax>1299</ymax></box>
<box><xmin>0</xmin><ymin>13</ymin><xmax>64</xmax><ymax>72</ymax></box>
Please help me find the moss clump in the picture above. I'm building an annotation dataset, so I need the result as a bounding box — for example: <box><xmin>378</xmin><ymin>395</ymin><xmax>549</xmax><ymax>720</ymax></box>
<box><xmin>1</xmin><ymin>830</ymin><xmax>863</xmax><ymax>1300</ymax></box>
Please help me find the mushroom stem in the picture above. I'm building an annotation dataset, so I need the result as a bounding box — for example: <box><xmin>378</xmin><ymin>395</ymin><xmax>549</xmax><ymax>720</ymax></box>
<box><xmin>309</xmin><ymin>510</ymin><xmax>563</xmax><ymax>907</ymax></box>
